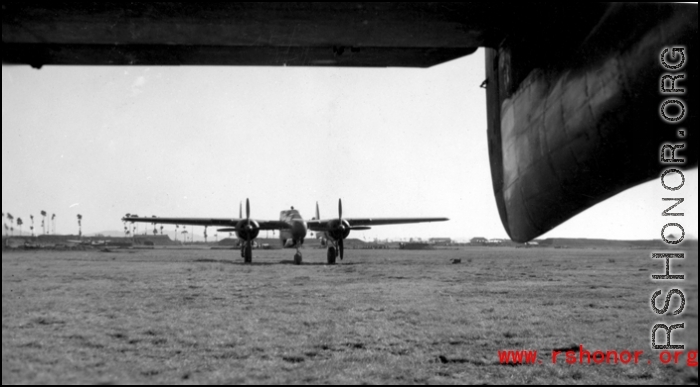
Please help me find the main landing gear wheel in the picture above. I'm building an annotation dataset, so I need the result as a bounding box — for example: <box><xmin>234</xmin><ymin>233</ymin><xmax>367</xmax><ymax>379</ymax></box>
<box><xmin>327</xmin><ymin>246</ymin><xmax>336</xmax><ymax>265</ymax></box>
<box><xmin>243</xmin><ymin>243</ymin><xmax>252</xmax><ymax>263</ymax></box>
<box><xmin>294</xmin><ymin>252</ymin><xmax>303</xmax><ymax>265</ymax></box>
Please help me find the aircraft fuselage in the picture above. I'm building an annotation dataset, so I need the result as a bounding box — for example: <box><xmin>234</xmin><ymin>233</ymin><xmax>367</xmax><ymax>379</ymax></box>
<box><xmin>279</xmin><ymin>208</ymin><xmax>307</xmax><ymax>247</ymax></box>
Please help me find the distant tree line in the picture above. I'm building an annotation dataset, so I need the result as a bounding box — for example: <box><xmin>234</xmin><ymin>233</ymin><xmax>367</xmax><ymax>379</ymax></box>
<box><xmin>2</xmin><ymin>211</ymin><xmax>79</xmax><ymax>237</ymax></box>
<box><xmin>121</xmin><ymin>213</ymin><xmax>221</xmax><ymax>244</ymax></box>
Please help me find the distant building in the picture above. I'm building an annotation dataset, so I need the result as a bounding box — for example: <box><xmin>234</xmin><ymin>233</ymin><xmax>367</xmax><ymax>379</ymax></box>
<box><xmin>133</xmin><ymin>235</ymin><xmax>175</xmax><ymax>246</ymax></box>
<box><xmin>429</xmin><ymin>237</ymin><xmax>452</xmax><ymax>246</ymax></box>
<box><xmin>399</xmin><ymin>242</ymin><xmax>433</xmax><ymax>250</ymax></box>
<box><xmin>487</xmin><ymin>238</ymin><xmax>504</xmax><ymax>245</ymax></box>
<box><xmin>470</xmin><ymin>237</ymin><xmax>487</xmax><ymax>245</ymax></box>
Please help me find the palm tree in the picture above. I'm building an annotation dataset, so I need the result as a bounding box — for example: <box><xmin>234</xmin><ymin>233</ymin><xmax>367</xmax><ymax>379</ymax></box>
<box><xmin>76</xmin><ymin>214</ymin><xmax>83</xmax><ymax>238</ymax></box>
<box><xmin>160</xmin><ymin>225</ymin><xmax>164</xmax><ymax>236</ymax></box>
<box><xmin>130</xmin><ymin>214</ymin><xmax>139</xmax><ymax>235</ymax></box>
<box><xmin>175</xmin><ymin>225</ymin><xmax>179</xmax><ymax>242</ymax></box>
<box><xmin>30</xmin><ymin>215</ymin><xmax>35</xmax><ymax>237</ymax></box>
<box><xmin>51</xmin><ymin>214</ymin><xmax>56</xmax><ymax>234</ymax></box>
<box><xmin>123</xmin><ymin>214</ymin><xmax>131</xmax><ymax>237</ymax></box>
<box><xmin>204</xmin><ymin>226</ymin><xmax>208</xmax><ymax>243</ymax></box>
<box><xmin>17</xmin><ymin>218</ymin><xmax>23</xmax><ymax>236</ymax></box>
<box><xmin>181</xmin><ymin>229</ymin><xmax>188</xmax><ymax>244</ymax></box>
<box><xmin>7</xmin><ymin>214</ymin><xmax>14</xmax><ymax>237</ymax></box>
<box><xmin>40</xmin><ymin>210</ymin><xmax>47</xmax><ymax>234</ymax></box>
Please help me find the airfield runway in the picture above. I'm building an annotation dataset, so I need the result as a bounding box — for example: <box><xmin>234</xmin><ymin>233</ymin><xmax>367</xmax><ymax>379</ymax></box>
<box><xmin>2</xmin><ymin>247</ymin><xmax>697</xmax><ymax>384</ymax></box>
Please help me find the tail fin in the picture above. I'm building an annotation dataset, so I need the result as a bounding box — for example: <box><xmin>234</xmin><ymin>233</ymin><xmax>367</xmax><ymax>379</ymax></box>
<box><xmin>316</xmin><ymin>201</ymin><xmax>321</xmax><ymax>220</ymax></box>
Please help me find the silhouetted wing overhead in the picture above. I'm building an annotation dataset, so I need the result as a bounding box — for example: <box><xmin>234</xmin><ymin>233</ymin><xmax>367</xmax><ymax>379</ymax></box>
<box><xmin>122</xmin><ymin>217</ymin><xmax>291</xmax><ymax>230</ymax></box>
<box><xmin>307</xmin><ymin>217</ymin><xmax>448</xmax><ymax>232</ymax></box>
<box><xmin>2</xmin><ymin>3</ymin><xmax>492</xmax><ymax>68</ymax></box>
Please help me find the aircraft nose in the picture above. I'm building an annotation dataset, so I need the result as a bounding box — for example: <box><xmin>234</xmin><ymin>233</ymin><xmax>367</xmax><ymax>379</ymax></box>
<box><xmin>292</xmin><ymin>221</ymin><xmax>307</xmax><ymax>237</ymax></box>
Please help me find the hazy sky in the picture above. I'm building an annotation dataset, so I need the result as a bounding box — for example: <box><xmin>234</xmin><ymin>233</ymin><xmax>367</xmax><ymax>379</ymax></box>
<box><xmin>2</xmin><ymin>49</ymin><xmax>698</xmax><ymax>241</ymax></box>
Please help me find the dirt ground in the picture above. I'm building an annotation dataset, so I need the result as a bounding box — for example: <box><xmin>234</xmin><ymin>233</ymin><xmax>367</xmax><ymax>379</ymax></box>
<box><xmin>2</xmin><ymin>246</ymin><xmax>697</xmax><ymax>384</ymax></box>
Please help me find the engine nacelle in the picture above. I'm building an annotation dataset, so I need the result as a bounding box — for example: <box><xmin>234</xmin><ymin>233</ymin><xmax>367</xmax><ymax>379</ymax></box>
<box><xmin>235</xmin><ymin>219</ymin><xmax>260</xmax><ymax>241</ymax></box>
<box><xmin>326</xmin><ymin>219</ymin><xmax>351</xmax><ymax>242</ymax></box>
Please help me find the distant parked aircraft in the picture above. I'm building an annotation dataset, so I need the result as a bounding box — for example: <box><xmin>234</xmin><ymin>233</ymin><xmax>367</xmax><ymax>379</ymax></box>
<box><xmin>122</xmin><ymin>199</ymin><xmax>448</xmax><ymax>265</ymax></box>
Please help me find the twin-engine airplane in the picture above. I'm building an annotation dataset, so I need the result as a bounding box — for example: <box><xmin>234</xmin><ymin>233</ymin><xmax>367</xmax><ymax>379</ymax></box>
<box><xmin>122</xmin><ymin>199</ymin><xmax>448</xmax><ymax>265</ymax></box>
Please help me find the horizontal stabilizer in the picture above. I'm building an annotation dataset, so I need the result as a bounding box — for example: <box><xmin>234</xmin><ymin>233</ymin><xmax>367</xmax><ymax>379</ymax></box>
<box><xmin>483</xmin><ymin>3</ymin><xmax>697</xmax><ymax>242</ymax></box>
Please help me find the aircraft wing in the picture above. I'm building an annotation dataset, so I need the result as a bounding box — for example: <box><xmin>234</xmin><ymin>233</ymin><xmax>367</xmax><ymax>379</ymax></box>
<box><xmin>122</xmin><ymin>217</ymin><xmax>291</xmax><ymax>230</ymax></box>
<box><xmin>257</xmin><ymin>221</ymin><xmax>292</xmax><ymax>230</ymax></box>
<box><xmin>308</xmin><ymin>217</ymin><xmax>448</xmax><ymax>232</ymax></box>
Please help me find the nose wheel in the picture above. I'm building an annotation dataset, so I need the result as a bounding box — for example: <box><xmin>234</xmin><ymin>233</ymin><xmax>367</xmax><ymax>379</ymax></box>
<box><xmin>293</xmin><ymin>243</ymin><xmax>303</xmax><ymax>265</ymax></box>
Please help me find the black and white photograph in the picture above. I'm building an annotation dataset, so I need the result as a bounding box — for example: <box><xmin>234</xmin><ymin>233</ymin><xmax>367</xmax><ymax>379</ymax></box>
<box><xmin>2</xmin><ymin>2</ymin><xmax>698</xmax><ymax>384</ymax></box>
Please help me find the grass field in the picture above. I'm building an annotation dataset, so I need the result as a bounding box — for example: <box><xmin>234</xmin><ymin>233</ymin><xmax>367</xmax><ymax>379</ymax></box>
<box><xmin>2</xmin><ymin>247</ymin><xmax>698</xmax><ymax>384</ymax></box>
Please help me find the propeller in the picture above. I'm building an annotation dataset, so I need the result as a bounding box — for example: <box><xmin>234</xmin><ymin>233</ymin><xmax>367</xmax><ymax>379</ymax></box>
<box><xmin>338</xmin><ymin>198</ymin><xmax>345</xmax><ymax>260</ymax></box>
<box><xmin>245</xmin><ymin>198</ymin><xmax>252</xmax><ymax>239</ymax></box>
<box><xmin>234</xmin><ymin>198</ymin><xmax>258</xmax><ymax>243</ymax></box>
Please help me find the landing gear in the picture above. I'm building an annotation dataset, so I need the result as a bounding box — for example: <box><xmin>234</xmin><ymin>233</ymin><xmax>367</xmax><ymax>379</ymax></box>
<box><xmin>242</xmin><ymin>242</ymin><xmax>252</xmax><ymax>263</ymax></box>
<box><xmin>293</xmin><ymin>244</ymin><xmax>303</xmax><ymax>265</ymax></box>
<box><xmin>327</xmin><ymin>246</ymin><xmax>336</xmax><ymax>265</ymax></box>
